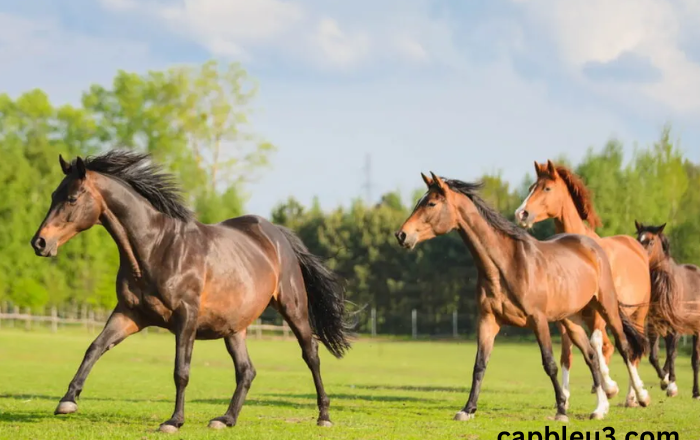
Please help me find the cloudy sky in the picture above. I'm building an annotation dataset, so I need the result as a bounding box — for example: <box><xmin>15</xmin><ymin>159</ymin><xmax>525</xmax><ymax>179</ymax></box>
<box><xmin>2</xmin><ymin>0</ymin><xmax>699</xmax><ymax>215</ymax></box>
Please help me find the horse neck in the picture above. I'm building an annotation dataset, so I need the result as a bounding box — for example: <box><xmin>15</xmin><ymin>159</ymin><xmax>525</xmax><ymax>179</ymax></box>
<box><xmin>553</xmin><ymin>194</ymin><xmax>598</xmax><ymax>238</ymax></box>
<box><xmin>453</xmin><ymin>194</ymin><xmax>520</xmax><ymax>278</ymax></box>
<box><xmin>94</xmin><ymin>174</ymin><xmax>177</xmax><ymax>278</ymax></box>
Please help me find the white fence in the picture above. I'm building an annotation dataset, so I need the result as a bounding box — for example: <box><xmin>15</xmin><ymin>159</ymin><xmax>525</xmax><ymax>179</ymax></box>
<box><xmin>0</xmin><ymin>307</ymin><xmax>290</xmax><ymax>339</ymax></box>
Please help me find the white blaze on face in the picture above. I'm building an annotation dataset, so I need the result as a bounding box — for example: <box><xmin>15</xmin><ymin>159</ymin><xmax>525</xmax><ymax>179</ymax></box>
<box><xmin>515</xmin><ymin>185</ymin><xmax>536</xmax><ymax>222</ymax></box>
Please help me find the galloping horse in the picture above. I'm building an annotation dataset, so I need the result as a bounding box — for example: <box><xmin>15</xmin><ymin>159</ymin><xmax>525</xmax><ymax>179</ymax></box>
<box><xmin>395</xmin><ymin>172</ymin><xmax>649</xmax><ymax>422</ymax></box>
<box><xmin>30</xmin><ymin>150</ymin><xmax>351</xmax><ymax>433</ymax></box>
<box><xmin>514</xmin><ymin>161</ymin><xmax>651</xmax><ymax>407</ymax></box>
<box><xmin>635</xmin><ymin>222</ymin><xmax>700</xmax><ymax>398</ymax></box>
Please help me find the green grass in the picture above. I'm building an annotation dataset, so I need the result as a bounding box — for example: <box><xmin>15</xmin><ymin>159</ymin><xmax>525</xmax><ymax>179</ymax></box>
<box><xmin>0</xmin><ymin>329</ymin><xmax>697</xmax><ymax>439</ymax></box>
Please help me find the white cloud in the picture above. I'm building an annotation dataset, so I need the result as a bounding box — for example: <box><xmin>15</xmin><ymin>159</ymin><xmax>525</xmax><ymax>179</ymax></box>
<box><xmin>312</xmin><ymin>18</ymin><xmax>370</xmax><ymax>69</ymax></box>
<box><xmin>515</xmin><ymin>0</ymin><xmax>700</xmax><ymax>116</ymax></box>
<box><xmin>0</xmin><ymin>12</ymin><xmax>156</xmax><ymax>103</ymax></box>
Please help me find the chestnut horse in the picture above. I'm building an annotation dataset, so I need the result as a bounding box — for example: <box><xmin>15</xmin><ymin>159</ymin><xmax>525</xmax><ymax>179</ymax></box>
<box><xmin>395</xmin><ymin>172</ymin><xmax>649</xmax><ymax>422</ymax></box>
<box><xmin>636</xmin><ymin>222</ymin><xmax>700</xmax><ymax>398</ymax></box>
<box><xmin>30</xmin><ymin>151</ymin><xmax>351</xmax><ymax>433</ymax></box>
<box><xmin>514</xmin><ymin>161</ymin><xmax>651</xmax><ymax>407</ymax></box>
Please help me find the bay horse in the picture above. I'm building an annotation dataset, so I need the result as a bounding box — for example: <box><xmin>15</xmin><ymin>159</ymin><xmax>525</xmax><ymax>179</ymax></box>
<box><xmin>514</xmin><ymin>161</ymin><xmax>651</xmax><ymax>407</ymax></box>
<box><xmin>635</xmin><ymin>222</ymin><xmax>700</xmax><ymax>398</ymax></box>
<box><xmin>395</xmin><ymin>172</ymin><xmax>649</xmax><ymax>422</ymax></box>
<box><xmin>30</xmin><ymin>150</ymin><xmax>351</xmax><ymax>433</ymax></box>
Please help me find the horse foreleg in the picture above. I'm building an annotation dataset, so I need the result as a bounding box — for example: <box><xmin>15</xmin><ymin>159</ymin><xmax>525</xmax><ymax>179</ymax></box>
<box><xmin>648</xmin><ymin>331</ymin><xmax>666</xmax><ymax>386</ymax></box>
<box><xmin>454</xmin><ymin>312</ymin><xmax>500</xmax><ymax>421</ymax></box>
<box><xmin>663</xmin><ymin>333</ymin><xmax>680</xmax><ymax>397</ymax></box>
<box><xmin>159</xmin><ymin>305</ymin><xmax>197</xmax><ymax>433</ymax></box>
<box><xmin>559</xmin><ymin>323</ymin><xmax>573</xmax><ymax>409</ymax></box>
<box><xmin>561</xmin><ymin>317</ymin><xmax>608</xmax><ymax>420</ymax></box>
<box><xmin>55</xmin><ymin>305</ymin><xmax>142</xmax><ymax>415</ymax></box>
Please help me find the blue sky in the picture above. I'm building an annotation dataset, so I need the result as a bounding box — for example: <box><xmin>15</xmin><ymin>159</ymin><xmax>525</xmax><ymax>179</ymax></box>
<box><xmin>1</xmin><ymin>0</ymin><xmax>699</xmax><ymax>216</ymax></box>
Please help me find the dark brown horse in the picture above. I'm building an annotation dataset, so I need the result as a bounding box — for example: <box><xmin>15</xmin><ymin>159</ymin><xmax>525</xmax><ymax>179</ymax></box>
<box><xmin>395</xmin><ymin>172</ymin><xmax>649</xmax><ymax>422</ymax></box>
<box><xmin>514</xmin><ymin>161</ymin><xmax>651</xmax><ymax>407</ymax></box>
<box><xmin>30</xmin><ymin>150</ymin><xmax>351</xmax><ymax>433</ymax></box>
<box><xmin>635</xmin><ymin>222</ymin><xmax>700</xmax><ymax>398</ymax></box>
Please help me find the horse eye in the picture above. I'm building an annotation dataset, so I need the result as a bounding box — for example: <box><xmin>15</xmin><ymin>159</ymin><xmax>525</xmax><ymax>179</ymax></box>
<box><xmin>427</xmin><ymin>202</ymin><xmax>436</xmax><ymax>207</ymax></box>
<box><xmin>544</xmin><ymin>187</ymin><xmax>552</xmax><ymax>192</ymax></box>
<box><xmin>67</xmin><ymin>196</ymin><xmax>78</xmax><ymax>204</ymax></box>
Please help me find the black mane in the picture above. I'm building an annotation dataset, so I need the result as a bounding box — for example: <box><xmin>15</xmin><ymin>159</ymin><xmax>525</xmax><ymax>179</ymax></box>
<box><xmin>78</xmin><ymin>150</ymin><xmax>193</xmax><ymax>222</ymax></box>
<box><xmin>442</xmin><ymin>178</ymin><xmax>529</xmax><ymax>241</ymax></box>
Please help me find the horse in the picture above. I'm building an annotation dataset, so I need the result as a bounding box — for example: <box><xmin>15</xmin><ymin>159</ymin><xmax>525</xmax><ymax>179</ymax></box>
<box><xmin>30</xmin><ymin>150</ymin><xmax>352</xmax><ymax>433</ymax></box>
<box><xmin>635</xmin><ymin>222</ymin><xmax>700</xmax><ymax>398</ymax></box>
<box><xmin>513</xmin><ymin>160</ymin><xmax>651</xmax><ymax>406</ymax></box>
<box><xmin>394</xmin><ymin>172</ymin><xmax>649</xmax><ymax>422</ymax></box>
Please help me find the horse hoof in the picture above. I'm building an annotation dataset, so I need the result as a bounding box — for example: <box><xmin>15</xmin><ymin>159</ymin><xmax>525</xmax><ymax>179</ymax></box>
<box><xmin>661</xmin><ymin>374</ymin><xmax>670</xmax><ymax>390</ymax></box>
<box><xmin>625</xmin><ymin>399</ymin><xmax>639</xmax><ymax>408</ymax></box>
<box><xmin>589</xmin><ymin>412</ymin><xmax>605</xmax><ymax>420</ymax></box>
<box><xmin>317</xmin><ymin>420</ymin><xmax>333</xmax><ymax>427</ymax></box>
<box><xmin>208</xmin><ymin>420</ymin><xmax>228</xmax><ymax>430</ymax></box>
<box><xmin>666</xmin><ymin>383</ymin><xmax>678</xmax><ymax>398</ymax></box>
<box><xmin>638</xmin><ymin>394</ymin><xmax>651</xmax><ymax>408</ymax></box>
<box><xmin>453</xmin><ymin>411</ymin><xmax>474</xmax><ymax>421</ymax></box>
<box><xmin>158</xmin><ymin>424</ymin><xmax>179</xmax><ymax>434</ymax></box>
<box><xmin>554</xmin><ymin>414</ymin><xmax>568</xmax><ymax>422</ymax></box>
<box><xmin>54</xmin><ymin>401</ymin><xmax>78</xmax><ymax>415</ymax></box>
<box><xmin>693</xmin><ymin>394</ymin><xmax>700</xmax><ymax>400</ymax></box>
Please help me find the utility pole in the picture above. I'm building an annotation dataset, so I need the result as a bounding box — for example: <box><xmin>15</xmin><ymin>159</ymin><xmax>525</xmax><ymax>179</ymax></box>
<box><xmin>362</xmin><ymin>153</ymin><xmax>373</xmax><ymax>204</ymax></box>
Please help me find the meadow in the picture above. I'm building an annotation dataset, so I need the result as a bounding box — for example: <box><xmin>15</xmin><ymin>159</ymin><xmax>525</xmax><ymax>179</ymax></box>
<box><xmin>0</xmin><ymin>330</ymin><xmax>697</xmax><ymax>439</ymax></box>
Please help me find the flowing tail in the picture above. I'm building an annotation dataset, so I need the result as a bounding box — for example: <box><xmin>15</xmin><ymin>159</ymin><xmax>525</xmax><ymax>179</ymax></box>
<box><xmin>277</xmin><ymin>225</ymin><xmax>353</xmax><ymax>358</ymax></box>
<box><xmin>618</xmin><ymin>304</ymin><xmax>648</xmax><ymax>360</ymax></box>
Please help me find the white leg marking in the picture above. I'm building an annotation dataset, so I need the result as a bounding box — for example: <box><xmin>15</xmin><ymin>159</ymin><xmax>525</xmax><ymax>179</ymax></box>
<box><xmin>667</xmin><ymin>381</ymin><xmax>678</xmax><ymax>397</ymax></box>
<box><xmin>591</xmin><ymin>330</ymin><xmax>618</xmax><ymax>394</ymax></box>
<box><xmin>625</xmin><ymin>383</ymin><xmax>638</xmax><ymax>407</ymax></box>
<box><xmin>591</xmin><ymin>386</ymin><xmax>609</xmax><ymax>419</ymax></box>
<box><xmin>627</xmin><ymin>361</ymin><xmax>650</xmax><ymax>405</ymax></box>
<box><xmin>661</xmin><ymin>373</ymin><xmax>670</xmax><ymax>387</ymax></box>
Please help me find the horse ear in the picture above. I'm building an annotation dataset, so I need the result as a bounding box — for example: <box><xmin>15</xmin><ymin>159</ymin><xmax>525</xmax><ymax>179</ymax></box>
<box><xmin>421</xmin><ymin>172</ymin><xmax>433</xmax><ymax>188</ymax></box>
<box><xmin>75</xmin><ymin>156</ymin><xmax>87</xmax><ymax>179</ymax></box>
<box><xmin>546</xmin><ymin>160</ymin><xmax>559</xmax><ymax>178</ymax></box>
<box><xmin>59</xmin><ymin>154</ymin><xmax>71</xmax><ymax>175</ymax></box>
<box><xmin>534</xmin><ymin>161</ymin><xmax>543</xmax><ymax>176</ymax></box>
<box><xmin>634</xmin><ymin>220</ymin><xmax>642</xmax><ymax>232</ymax></box>
<box><xmin>430</xmin><ymin>172</ymin><xmax>447</xmax><ymax>193</ymax></box>
<box><xmin>658</xmin><ymin>223</ymin><xmax>667</xmax><ymax>233</ymax></box>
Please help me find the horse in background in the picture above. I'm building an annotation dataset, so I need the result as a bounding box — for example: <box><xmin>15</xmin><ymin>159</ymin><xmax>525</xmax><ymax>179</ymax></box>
<box><xmin>514</xmin><ymin>160</ymin><xmax>651</xmax><ymax>407</ymax></box>
<box><xmin>395</xmin><ymin>172</ymin><xmax>649</xmax><ymax>422</ymax></box>
<box><xmin>636</xmin><ymin>222</ymin><xmax>700</xmax><ymax>398</ymax></box>
<box><xmin>30</xmin><ymin>150</ymin><xmax>351</xmax><ymax>433</ymax></box>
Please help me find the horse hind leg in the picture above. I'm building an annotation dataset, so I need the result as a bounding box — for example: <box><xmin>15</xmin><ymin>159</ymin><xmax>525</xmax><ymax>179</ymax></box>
<box><xmin>592</xmin><ymin>293</ymin><xmax>651</xmax><ymax>408</ymax></box>
<box><xmin>531</xmin><ymin>314</ymin><xmax>568</xmax><ymax>422</ymax></box>
<box><xmin>561</xmin><ymin>317</ymin><xmax>609</xmax><ymax>420</ymax></box>
<box><xmin>208</xmin><ymin>331</ymin><xmax>256</xmax><ymax>429</ymax></box>
<box><xmin>273</xmin><ymin>279</ymin><xmax>332</xmax><ymax>427</ymax></box>
<box><xmin>558</xmin><ymin>323</ymin><xmax>573</xmax><ymax>410</ymax></box>
<box><xmin>663</xmin><ymin>333</ymin><xmax>681</xmax><ymax>398</ymax></box>
<box><xmin>692</xmin><ymin>334</ymin><xmax>700</xmax><ymax>399</ymax></box>
<box><xmin>584</xmin><ymin>309</ymin><xmax>619</xmax><ymax>399</ymax></box>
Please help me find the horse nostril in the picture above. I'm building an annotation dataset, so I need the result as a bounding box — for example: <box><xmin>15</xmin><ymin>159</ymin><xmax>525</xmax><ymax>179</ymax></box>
<box><xmin>520</xmin><ymin>210</ymin><xmax>529</xmax><ymax>220</ymax></box>
<box><xmin>33</xmin><ymin>236</ymin><xmax>46</xmax><ymax>251</ymax></box>
<box><xmin>396</xmin><ymin>231</ymin><xmax>407</xmax><ymax>243</ymax></box>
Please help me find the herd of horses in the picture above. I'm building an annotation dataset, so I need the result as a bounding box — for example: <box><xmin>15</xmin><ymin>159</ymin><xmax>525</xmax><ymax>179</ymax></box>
<box><xmin>29</xmin><ymin>151</ymin><xmax>700</xmax><ymax>432</ymax></box>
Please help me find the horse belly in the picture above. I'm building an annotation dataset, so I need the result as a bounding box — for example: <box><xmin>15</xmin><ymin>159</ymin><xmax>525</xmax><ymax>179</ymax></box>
<box><xmin>544</xmin><ymin>273</ymin><xmax>598</xmax><ymax>321</ymax></box>
<box><xmin>195</xmin><ymin>274</ymin><xmax>277</xmax><ymax>339</ymax></box>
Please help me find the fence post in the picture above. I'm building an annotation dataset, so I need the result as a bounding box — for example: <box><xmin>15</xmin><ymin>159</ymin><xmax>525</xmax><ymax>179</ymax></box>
<box><xmin>256</xmin><ymin>319</ymin><xmax>262</xmax><ymax>339</ymax></box>
<box><xmin>8</xmin><ymin>302</ymin><xmax>14</xmax><ymax>328</ymax></box>
<box><xmin>371</xmin><ymin>307</ymin><xmax>377</xmax><ymax>338</ymax></box>
<box><xmin>89</xmin><ymin>309</ymin><xmax>96</xmax><ymax>334</ymax></box>
<box><xmin>282</xmin><ymin>321</ymin><xmax>290</xmax><ymax>339</ymax></box>
<box><xmin>411</xmin><ymin>309</ymin><xmax>417</xmax><ymax>339</ymax></box>
<box><xmin>25</xmin><ymin>307</ymin><xmax>31</xmax><ymax>331</ymax></box>
<box><xmin>51</xmin><ymin>306</ymin><xmax>58</xmax><ymax>333</ymax></box>
<box><xmin>453</xmin><ymin>310</ymin><xmax>458</xmax><ymax>339</ymax></box>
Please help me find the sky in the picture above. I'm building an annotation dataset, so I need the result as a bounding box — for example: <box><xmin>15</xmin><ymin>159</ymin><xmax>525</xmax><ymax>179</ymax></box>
<box><xmin>1</xmin><ymin>0</ymin><xmax>699</xmax><ymax>216</ymax></box>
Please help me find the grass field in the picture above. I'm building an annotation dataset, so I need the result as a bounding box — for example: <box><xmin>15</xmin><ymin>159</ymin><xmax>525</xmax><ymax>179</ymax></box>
<box><xmin>0</xmin><ymin>330</ymin><xmax>697</xmax><ymax>439</ymax></box>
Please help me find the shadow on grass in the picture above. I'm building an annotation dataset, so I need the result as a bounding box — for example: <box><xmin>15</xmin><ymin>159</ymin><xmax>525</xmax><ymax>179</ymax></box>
<box><xmin>353</xmin><ymin>384</ymin><xmax>467</xmax><ymax>393</ymax></box>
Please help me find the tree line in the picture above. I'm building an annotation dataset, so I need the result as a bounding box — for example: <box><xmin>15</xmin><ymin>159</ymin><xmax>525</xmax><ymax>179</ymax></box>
<box><xmin>1</xmin><ymin>61</ymin><xmax>699</xmax><ymax>336</ymax></box>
